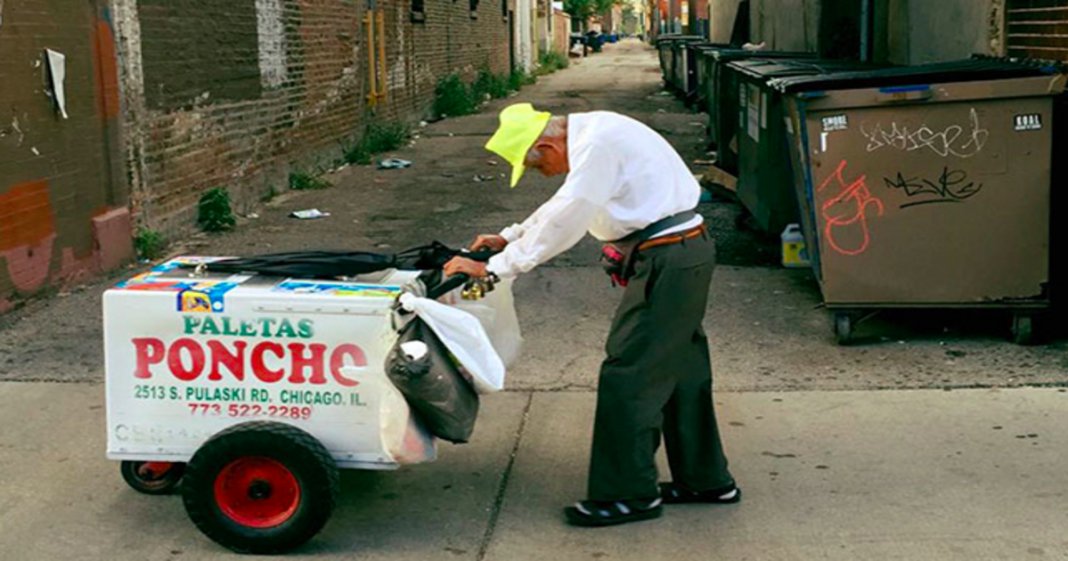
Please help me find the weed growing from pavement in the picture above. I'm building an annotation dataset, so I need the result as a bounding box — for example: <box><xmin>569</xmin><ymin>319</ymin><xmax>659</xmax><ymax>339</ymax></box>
<box><xmin>434</xmin><ymin>73</ymin><xmax>477</xmax><ymax>118</ymax></box>
<box><xmin>288</xmin><ymin>170</ymin><xmax>331</xmax><ymax>191</ymax></box>
<box><xmin>261</xmin><ymin>184</ymin><xmax>278</xmax><ymax>202</ymax></box>
<box><xmin>509</xmin><ymin>69</ymin><xmax>536</xmax><ymax>90</ymax></box>
<box><xmin>196</xmin><ymin>188</ymin><xmax>237</xmax><ymax>232</ymax></box>
<box><xmin>537</xmin><ymin>51</ymin><xmax>569</xmax><ymax>75</ymax></box>
<box><xmin>134</xmin><ymin>228</ymin><xmax>166</xmax><ymax>260</ymax></box>
<box><xmin>473</xmin><ymin>68</ymin><xmax>510</xmax><ymax>100</ymax></box>
<box><xmin>343</xmin><ymin>120</ymin><xmax>411</xmax><ymax>165</ymax></box>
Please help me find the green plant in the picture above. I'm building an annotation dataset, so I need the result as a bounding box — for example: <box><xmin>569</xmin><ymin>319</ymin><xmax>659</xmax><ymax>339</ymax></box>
<box><xmin>288</xmin><ymin>170</ymin><xmax>331</xmax><ymax>190</ymax></box>
<box><xmin>364</xmin><ymin>120</ymin><xmax>410</xmax><ymax>152</ymax></box>
<box><xmin>472</xmin><ymin>68</ymin><xmax>510</xmax><ymax>100</ymax></box>
<box><xmin>134</xmin><ymin>228</ymin><xmax>166</xmax><ymax>260</ymax></box>
<box><xmin>537</xmin><ymin>50</ymin><xmax>570</xmax><ymax>75</ymax></box>
<box><xmin>433</xmin><ymin>73</ymin><xmax>476</xmax><ymax>118</ymax></box>
<box><xmin>261</xmin><ymin>184</ymin><xmax>278</xmax><ymax>202</ymax></box>
<box><xmin>197</xmin><ymin>188</ymin><xmax>237</xmax><ymax>232</ymax></box>
<box><xmin>509</xmin><ymin>69</ymin><xmax>536</xmax><ymax>90</ymax></box>
<box><xmin>564</xmin><ymin>0</ymin><xmax>618</xmax><ymax>27</ymax></box>
<box><xmin>343</xmin><ymin>141</ymin><xmax>372</xmax><ymax>165</ymax></box>
<box><xmin>343</xmin><ymin>120</ymin><xmax>410</xmax><ymax>165</ymax></box>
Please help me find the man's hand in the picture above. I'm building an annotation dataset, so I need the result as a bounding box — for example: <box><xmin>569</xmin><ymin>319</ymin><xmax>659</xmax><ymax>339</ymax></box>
<box><xmin>443</xmin><ymin>256</ymin><xmax>488</xmax><ymax>279</ymax></box>
<box><xmin>470</xmin><ymin>234</ymin><xmax>508</xmax><ymax>252</ymax></box>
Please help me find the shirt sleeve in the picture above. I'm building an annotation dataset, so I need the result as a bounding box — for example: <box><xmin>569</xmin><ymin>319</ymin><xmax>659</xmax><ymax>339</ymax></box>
<box><xmin>486</xmin><ymin>194</ymin><xmax>598</xmax><ymax>279</ymax></box>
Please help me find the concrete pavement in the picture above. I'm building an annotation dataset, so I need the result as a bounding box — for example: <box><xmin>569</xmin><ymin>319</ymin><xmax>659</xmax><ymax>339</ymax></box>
<box><xmin>3</xmin><ymin>383</ymin><xmax>1068</xmax><ymax>560</ymax></box>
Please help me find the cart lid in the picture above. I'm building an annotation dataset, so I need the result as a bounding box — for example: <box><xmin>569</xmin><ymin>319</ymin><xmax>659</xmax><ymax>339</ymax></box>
<box><xmin>772</xmin><ymin>57</ymin><xmax>1065</xmax><ymax>94</ymax></box>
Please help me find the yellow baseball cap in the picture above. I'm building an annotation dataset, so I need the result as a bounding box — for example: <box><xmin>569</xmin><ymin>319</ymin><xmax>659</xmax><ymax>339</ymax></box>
<box><xmin>485</xmin><ymin>103</ymin><xmax>552</xmax><ymax>187</ymax></box>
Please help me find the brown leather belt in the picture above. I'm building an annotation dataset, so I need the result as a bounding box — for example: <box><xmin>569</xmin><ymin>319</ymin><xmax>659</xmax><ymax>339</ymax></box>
<box><xmin>637</xmin><ymin>224</ymin><xmax>706</xmax><ymax>252</ymax></box>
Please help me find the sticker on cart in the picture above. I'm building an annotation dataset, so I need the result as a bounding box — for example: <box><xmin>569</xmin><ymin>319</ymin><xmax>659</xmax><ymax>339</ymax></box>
<box><xmin>1014</xmin><ymin>114</ymin><xmax>1042</xmax><ymax>132</ymax></box>
<box><xmin>821</xmin><ymin>115</ymin><xmax>849</xmax><ymax>132</ymax></box>
<box><xmin>116</xmin><ymin>275</ymin><xmax>185</xmax><ymax>291</ymax></box>
<box><xmin>274</xmin><ymin>281</ymin><xmax>402</xmax><ymax>299</ymax></box>
<box><xmin>176</xmin><ymin>281</ymin><xmax>240</xmax><ymax>313</ymax></box>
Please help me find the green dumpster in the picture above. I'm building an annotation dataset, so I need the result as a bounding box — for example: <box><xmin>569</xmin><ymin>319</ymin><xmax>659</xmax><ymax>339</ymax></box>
<box><xmin>732</xmin><ymin>58</ymin><xmax>880</xmax><ymax>234</ymax></box>
<box><xmin>699</xmin><ymin>49</ymin><xmax>814</xmax><ymax>173</ymax></box>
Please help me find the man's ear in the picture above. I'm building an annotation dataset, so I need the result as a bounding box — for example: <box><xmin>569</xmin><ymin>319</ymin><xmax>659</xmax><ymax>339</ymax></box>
<box><xmin>534</xmin><ymin>138</ymin><xmax>564</xmax><ymax>157</ymax></box>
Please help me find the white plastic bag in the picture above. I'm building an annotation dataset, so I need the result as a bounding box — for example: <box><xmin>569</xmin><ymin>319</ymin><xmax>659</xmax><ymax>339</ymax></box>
<box><xmin>442</xmin><ymin>277</ymin><xmax>523</xmax><ymax>368</ymax></box>
<box><xmin>399</xmin><ymin>293</ymin><xmax>505</xmax><ymax>394</ymax></box>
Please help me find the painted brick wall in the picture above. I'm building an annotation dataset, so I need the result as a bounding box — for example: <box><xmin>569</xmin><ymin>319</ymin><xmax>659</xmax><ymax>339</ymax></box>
<box><xmin>0</xmin><ymin>0</ymin><xmax>132</xmax><ymax>313</ymax></box>
<box><xmin>113</xmin><ymin>0</ymin><xmax>511</xmax><ymax>237</ymax></box>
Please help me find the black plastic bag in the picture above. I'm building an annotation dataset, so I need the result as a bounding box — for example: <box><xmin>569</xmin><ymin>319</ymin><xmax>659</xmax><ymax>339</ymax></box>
<box><xmin>385</xmin><ymin>317</ymin><xmax>479</xmax><ymax>443</ymax></box>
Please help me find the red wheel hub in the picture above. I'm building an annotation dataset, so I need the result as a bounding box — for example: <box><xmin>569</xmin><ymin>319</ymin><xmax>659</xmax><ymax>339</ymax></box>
<box><xmin>139</xmin><ymin>462</ymin><xmax>176</xmax><ymax>480</ymax></box>
<box><xmin>213</xmin><ymin>457</ymin><xmax>300</xmax><ymax>528</ymax></box>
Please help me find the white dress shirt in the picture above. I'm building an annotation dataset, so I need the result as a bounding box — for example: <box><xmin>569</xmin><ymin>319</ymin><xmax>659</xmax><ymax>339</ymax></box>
<box><xmin>486</xmin><ymin>111</ymin><xmax>703</xmax><ymax>279</ymax></box>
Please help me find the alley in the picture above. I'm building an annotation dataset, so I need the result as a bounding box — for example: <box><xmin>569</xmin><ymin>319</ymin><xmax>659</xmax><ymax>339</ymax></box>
<box><xmin>1</xmin><ymin>41</ymin><xmax>1068</xmax><ymax>561</ymax></box>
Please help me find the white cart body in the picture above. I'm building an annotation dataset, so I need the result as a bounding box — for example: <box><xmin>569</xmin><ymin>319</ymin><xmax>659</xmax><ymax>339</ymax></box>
<box><xmin>105</xmin><ymin>257</ymin><xmax>516</xmax><ymax>470</ymax></box>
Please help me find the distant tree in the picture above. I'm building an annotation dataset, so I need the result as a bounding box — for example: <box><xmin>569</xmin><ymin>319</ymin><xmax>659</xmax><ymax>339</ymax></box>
<box><xmin>564</xmin><ymin>0</ymin><xmax>618</xmax><ymax>30</ymax></box>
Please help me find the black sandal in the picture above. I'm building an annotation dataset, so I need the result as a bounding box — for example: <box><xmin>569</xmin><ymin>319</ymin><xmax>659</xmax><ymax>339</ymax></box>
<box><xmin>659</xmin><ymin>482</ymin><xmax>741</xmax><ymax>504</ymax></box>
<box><xmin>564</xmin><ymin>498</ymin><xmax>663</xmax><ymax>527</ymax></box>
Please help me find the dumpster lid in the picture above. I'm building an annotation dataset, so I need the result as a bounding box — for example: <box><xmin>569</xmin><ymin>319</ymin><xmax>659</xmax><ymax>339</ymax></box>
<box><xmin>706</xmin><ymin>49</ymin><xmax>816</xmax><ymax>62</ymax></box>
<box><xmin>730</xmin><ymin>58</ymin><xmax>886</xmax><ymax>82</ymax></box>
<box><xmin>772</xmin><ymin>57</ymin><xmax>1064</xmax><ymax>93</ymax></box>
<box><xmin>656</xmin><ymin>34</ymin><xmax>705</xmax><ymax>45</ymax></box>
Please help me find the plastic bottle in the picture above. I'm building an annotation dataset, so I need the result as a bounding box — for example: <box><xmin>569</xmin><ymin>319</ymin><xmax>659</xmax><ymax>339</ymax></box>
<box><xmin>781</xmin><ymin>223</ymin><xmax>810</xmax><ymax>268</ymax></box>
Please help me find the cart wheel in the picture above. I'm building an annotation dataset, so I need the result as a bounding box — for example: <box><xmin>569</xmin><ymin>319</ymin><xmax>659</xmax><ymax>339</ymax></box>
<box><xmin>181</xmin><ymin>421</ymin><xmax>339</xmax><ymax>554</ymax></box>
<box><xmin>1011</xmin><ymin>313</ymin><xmax>1034</xmax><ymax>346</ymax></box>
<box><xmin>833</xmin><ymin>312</ymin><xmax>853</xmax><ymax>345</ymax></box>
<box><xmin>121</xmin><ymin>461</ymin><xmax>185</xmax><ymax>495</ymax></box>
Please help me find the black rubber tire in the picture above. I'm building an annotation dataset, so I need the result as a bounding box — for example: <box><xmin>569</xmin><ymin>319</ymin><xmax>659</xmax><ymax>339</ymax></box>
<box><xmin>121</xmin><ymin>461</ymin><xmax>185</xmax><ymax>495</ymax></box>
<box><xmin>181</xmin><ymin>421</ymin><xmax>339</xmax><ymax>554</ymax></box>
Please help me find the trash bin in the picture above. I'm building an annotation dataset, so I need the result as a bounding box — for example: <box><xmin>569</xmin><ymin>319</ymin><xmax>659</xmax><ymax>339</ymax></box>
<box><xmin>655</xmin><ymin>35</ymin><xmax>680</xmax><ymax>80</ymax></box>
<box><xmin>699</xmin><ymin>49</ymin><xmax>815</xmax><ymax>172</ymax></box>
<box><xmin>666</xmin><ymin>35</ymin><xmax>705</xmax><ymax>92</ymax></box>
<box><xmin>774</xmin><ymin>58</ymin><xmax>1068</xmax><ymax>344</ymax></box>
<box><xmin>686</xmin><ymin>43</ymin><xmax>731</xmax><ymax>109</ymax></box>
<box><xmin>731</xmin><ymin>58</ymin><xmax>880</xmax><ymax>234</ymax></box>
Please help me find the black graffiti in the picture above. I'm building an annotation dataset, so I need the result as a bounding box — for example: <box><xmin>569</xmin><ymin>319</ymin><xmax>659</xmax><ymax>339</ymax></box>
<box><xmin>883</xmin><ymin>168</ymin><xmax>983</xmax><ymax>209</ymax></box>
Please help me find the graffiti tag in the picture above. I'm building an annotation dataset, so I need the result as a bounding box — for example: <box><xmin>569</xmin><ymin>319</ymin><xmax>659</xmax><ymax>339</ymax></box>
<box><xmin>818</xmin><ymin>160</ymin><xmax>885</xmax><ymax>256</ymax></box>
<box><xmin>860</xmin><ymin>108</ymin><xmax>989</xmax><ymax>158</ymax></box>
<box><xmin>884</xmin><ymin>167</ymin><xmax>983</xmax><ymax>209</ymax></box>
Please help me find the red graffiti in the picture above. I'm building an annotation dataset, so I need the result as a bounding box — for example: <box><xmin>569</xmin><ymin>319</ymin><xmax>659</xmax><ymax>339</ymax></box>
<box><xmin>817</xmin><ymin>160</ymin><xmax>885</xmax><ymax>256</ymax></box>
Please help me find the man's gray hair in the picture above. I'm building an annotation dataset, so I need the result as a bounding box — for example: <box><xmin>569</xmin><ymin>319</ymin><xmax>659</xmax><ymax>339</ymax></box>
<box><xmin>527</xmin><ymin>116</ymin><xmax>566</xmax><ymax>163</ymax></box>
<box><xmin>541</xmin><ymin>115</ymin><xmax>566</xmax><ymax>139</ymax></box>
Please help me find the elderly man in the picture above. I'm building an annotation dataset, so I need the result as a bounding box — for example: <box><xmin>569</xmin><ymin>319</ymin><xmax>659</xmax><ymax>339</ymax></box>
<box><xmin>444</xmin><ymin>103</ymin><xmax>739</xmax><ymax>527</ymax></box>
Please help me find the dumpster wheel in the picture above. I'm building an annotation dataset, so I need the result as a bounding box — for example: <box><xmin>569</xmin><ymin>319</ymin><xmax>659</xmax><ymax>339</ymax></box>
<box><xmin>181</xmin><ymin>421</ymin><xmax>339</xmax><ymax>554</ymax></box>
<box><xmin>1011</xmin><ymin>313</ymin><xmax>1034</xmax><ymax>346</ymax></box>
<box><xmin>121</xmin><ymin>461</ymin><xmax>185</xmax><ymax>495</ymax></box>
<box><xmin>833</xmin><ymin>312</ymin><xmax>854</xmax><ymax>346</ymax></box>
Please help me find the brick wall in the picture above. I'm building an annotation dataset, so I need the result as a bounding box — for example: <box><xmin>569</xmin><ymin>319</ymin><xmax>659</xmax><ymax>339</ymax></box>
<box><xmin>1007</xmin><ymin>0</ymin><xmax>1068</xmax><ymax>62</ymax></box>
<box><xmin>113</xmin><ymin>0</ymin><xmax>511</xmax><ymax>238</ymax></box>
<box><xmin>553</xmin><ymin>10</ymin><xmax>572</xmax><ymax>54</ymax></box>
<box><xmin>0</xmin><ymin>0</ymin><xmax>132</xmax><ymax>312</ymax></box>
